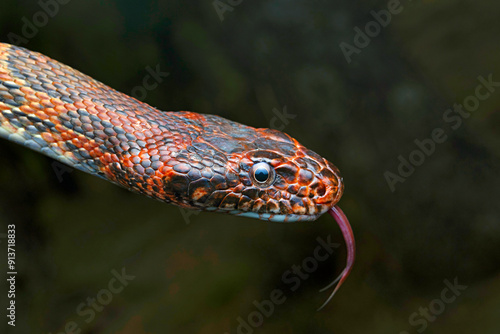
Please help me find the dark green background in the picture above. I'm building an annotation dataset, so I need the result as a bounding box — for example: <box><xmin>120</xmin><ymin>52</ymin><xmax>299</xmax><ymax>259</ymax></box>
<box><xmin>1</xmin><ymin>0</ymin><xmax>499</xmax><ymax>333</ymax></box>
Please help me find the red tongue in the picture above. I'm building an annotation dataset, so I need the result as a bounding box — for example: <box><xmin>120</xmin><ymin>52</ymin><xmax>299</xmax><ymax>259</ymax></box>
<box><xmin>317</xmin><ymin>205</ymin><xmax>356</xmax><ymax>311</ymax></box>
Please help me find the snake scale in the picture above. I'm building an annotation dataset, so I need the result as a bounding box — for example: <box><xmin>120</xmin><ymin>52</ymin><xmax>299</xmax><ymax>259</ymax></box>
<box><xmin>0</xmin><ymin>43</ymin><xmax>354</xmax><ymax>308</ymax></box>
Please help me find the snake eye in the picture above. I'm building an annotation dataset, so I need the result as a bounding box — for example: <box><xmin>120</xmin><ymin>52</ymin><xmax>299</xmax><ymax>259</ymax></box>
<box><xmin>250</xmin><ymin>162</ymin><xmax>275</xmax><ymax>187</ymax></box>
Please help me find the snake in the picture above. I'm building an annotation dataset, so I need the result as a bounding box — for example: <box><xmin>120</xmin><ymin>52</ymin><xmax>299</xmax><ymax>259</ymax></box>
<box><xmin>0</xmin><ymin>42</ymin><xmax>354</xmax><ymax>309</ymax></box>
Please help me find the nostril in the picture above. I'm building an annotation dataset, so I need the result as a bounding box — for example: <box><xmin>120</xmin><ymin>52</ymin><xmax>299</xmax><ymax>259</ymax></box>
<box><xmin>317</xmin><ymin>183</ymin><xmax>326</xmax><ymax>196</ymax></box>
<box><xmin>315</xmin><ymin>174</ymin><xmax>343</xmax><ymax>205</ymax></box>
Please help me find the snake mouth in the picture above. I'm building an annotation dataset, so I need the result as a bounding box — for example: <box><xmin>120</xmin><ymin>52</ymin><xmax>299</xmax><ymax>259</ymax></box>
<box><xmin>235</xmin><ymin>211</ymin><xmax>323</xmax><ymax>222</ymax></box>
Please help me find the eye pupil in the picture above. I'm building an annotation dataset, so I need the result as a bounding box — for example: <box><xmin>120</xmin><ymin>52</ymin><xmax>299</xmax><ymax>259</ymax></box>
<box><xmin>250</xmin><ymin>162</ymin><xmax>275</xmax><ymax>187</ymax></box>
<box><xmin>255</xmin><ymin>168</ymin><xmax>269</xmax><ymax>182</ymax></box>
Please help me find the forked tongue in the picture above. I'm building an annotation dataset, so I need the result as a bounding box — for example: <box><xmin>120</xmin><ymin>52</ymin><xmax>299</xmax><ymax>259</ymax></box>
<box><xmin>317</xmin><ymin>205</ymin><xmax>355</xmax><ymax>311</ymax></box>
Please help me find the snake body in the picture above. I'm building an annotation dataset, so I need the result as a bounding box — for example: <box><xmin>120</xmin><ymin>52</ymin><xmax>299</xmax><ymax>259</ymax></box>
<box><xmin>0</xmin><ymin>43</ymin><xmax>354</xmax><ymax>308</ymax></box>
<box><xmin>0</xmin><ymin>43</ymin><xmax>344</xmax><ymax>222</ymax></box>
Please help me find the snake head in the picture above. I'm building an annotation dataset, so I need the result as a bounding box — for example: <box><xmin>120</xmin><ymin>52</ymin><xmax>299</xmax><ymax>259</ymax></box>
<box><xmin>177</xmin><ymin>114</ymin><xmax>344</xmax><ymax>222</ymax></box>
<box><xmin>231</xmin><ymin>129</ymin><xmax>344</xmax><ymax>222</ymax></box>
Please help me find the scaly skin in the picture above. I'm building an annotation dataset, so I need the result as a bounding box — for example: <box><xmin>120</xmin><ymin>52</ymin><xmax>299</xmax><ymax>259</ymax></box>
<box><xmin>0</xmin><ymin>43</ymin><xmax>343</xmax><ymax>222</ymax></box>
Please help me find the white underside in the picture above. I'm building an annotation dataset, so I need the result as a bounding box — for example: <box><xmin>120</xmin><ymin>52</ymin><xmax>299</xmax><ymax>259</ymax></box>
<box><xmin>235</xmin><ymin>211</ymin><xmax>320</xmax><ymax>222</ymax></box>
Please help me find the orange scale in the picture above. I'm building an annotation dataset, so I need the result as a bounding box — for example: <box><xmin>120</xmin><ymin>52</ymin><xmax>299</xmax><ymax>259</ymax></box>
<box><xmin>19</xmin><ymin>86</ymin><xmax>34</xmax><ymax>95</ymax></box>
<box><xmin>53</xmin><ymin>105</ymin><xmax>67</xmax><ymax>115</ymax></box>
<box><xmin>90</xmin><ymin>148</ymin><xmax>104</xmax><ymax>158</ymax></box>
<box><xmin>122</xmin><ymin>120</ymin><xmax>136</xmax><ymax>129</ymax></box>
<box><xmin>153</xmin><ymin>135</ymin><xmax>165</xmax><ymax>142</ymax></box>
<box><xmin>61</xmin><ymin>133</ymin><xmax>75</xmax><ymax>142</ymax></box>
<box><xmin>34</xmin><ymin>57</ymin><xmax>46</xmax><ymax>64</ymax></box>
<box><xmin>13</xmin><ymin>77</ymin><xmax>26</xmax><ymax>85</ymax></box>
<box><xmin>52</xmin><ymin>69</ymin><xmax>65</xmax><ymax>76</ymax></box>
<box><xmin>78</xmin><ymin>80</ymin><xmax>90</xmax><ymax>88</ymax></box>
<box><xmin>73</xmin><ymin>136</ymin><xmax>88</xmax><ymax>147</ymax></box>
<box><xmin>86</xmin><ymin>105</ymin><xmax>98</xmax><ymax>115</ymax></box>
<box><xmin>122</xmin><ymin>125</ymin><xmax>133</xmax><ymax>133</ymax></box>
<box><xmin>98</xmin><ymin>156</ymin><xmax>108</xmax><ymax>165</ymax></box>
<box><xmin>48</xmin><ymin>131</ymin><xmax>62</xmax><ymax>142</ymax></box>
<box><xmin>68</xmin><ymin>137</ymin><xmax>79</xmax><ymax>147</ymax></box>
<box><xmin>105</xmin><ymin>153</ymin><xmax>115</xmax><ymax>163</ymax></box>
<box><xmin>42</xmin><ymin>108</ymin><xmax>56</xmax><ymax>117</ymax></box>
<box><xmin>123</xmin><ymin>160</ymin><xmax>133</xmax><ymax>168</ymax></box>
<box><xmin>82</xmin><ymin>142</ymin><xmax>94</xmax><ymax>152</ymax></box>
<box><xmin>19</xmin><ymin>105</ymin><xmax>36</xmax><ymax>115</ymax></box>
<box><xmin>109</xmin><ymin>118</ymin><xmax>122</xmax><ymax>126</ymax></box>
<box><xmin>160</xmin><ymin>166</ymin><xmax>171</xmax><ymax>174</ymax></box>
<box><xmin>105</xmin><ymin>110</ymin><xmax>117</xmax><ymax>118</ymax></box>
<box><xmin>0</xmin><ymin>73</ymin><xmax>11</xmax><ymax>81</ymax></box>
<box><xmin>50</xmin><ymin>98</ymin><xmax>64</xmax><ymax>106</ymax></box>
<box><xmin>94</xmin><ymin>105</ymin><xmax>107</xmax><ymax>113</ymax></box>
<box><xmin>97</xmin><ymin>112</ymin><xmax>111</xmax><ymax>121</ymax></box>
<box><xmin>296</xmin><ymin>150</ymin><xmax>305</xmax><ymax>157</ymax></box>
<box><xmin>53</xmin><ymin>123</ymin><xmax>65</xmax><ymax>132</ymax></box>
<box><xmin>40</xmin><ymin>132</ymin><xmax>55</xmax><ymax>143</ymax></box>
<box><xmin>151</xmin><ymin>128</ymin><xmax>162</xmax><ymax>135</ymax></box>
<box><xmin>74</xmin><ymin>101</ymin><xmax>86</xmax><ymax>109</ymax></box>
<box><xmin>60</xmin><ymin>128</ymin><xmax>76</xmax><ymax>140</ymax></box>
<box><xmin>120</xmin><ymin>116</ymin><xmax>132</xmax><ymax>125</ymax></box>
<box><xmin>63</xmin><ymin>151</ymin><xmax>76</xmax><ymax>161</ymax></box>
<box><xmin>48</xmin><ymin>114</ymin><xmax>60</xmax><ymax>123</ymax></box>
<box><xmin>131</xmin><ymin>123</ymin><xmax>143</xmax><ymax>131</ymax></box>
<box><xmin>40</xmin><ymin>99</ymin><xmax>55</xmax><ymax>108</ymax></box>
<box><xmin>50</xmin><ymin>141</ymin><xmax>64</xmax><ymax>151</ymax></box>
<box><xmin>82</xmin><ymin>99</ymin><xmax>95</xmax><ymax>107</ymax></box>
<box><xmin>34</xmin><ymin>91</ymin><xmax>47</xmax><ymax>99</ymax></box>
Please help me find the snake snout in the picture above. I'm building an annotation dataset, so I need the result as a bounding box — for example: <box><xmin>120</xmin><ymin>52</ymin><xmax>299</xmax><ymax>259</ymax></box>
<box><xmin>306</xmin><ymin>157</ymin><xmax>344</xmax><ymax>215</ymax></box>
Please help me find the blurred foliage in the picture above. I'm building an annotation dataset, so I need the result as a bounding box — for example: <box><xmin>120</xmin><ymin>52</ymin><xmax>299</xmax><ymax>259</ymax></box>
<box><xmin>0</xmin><ymin>0</ymin><xmax>499</xmax><ymax>333</ymax></box>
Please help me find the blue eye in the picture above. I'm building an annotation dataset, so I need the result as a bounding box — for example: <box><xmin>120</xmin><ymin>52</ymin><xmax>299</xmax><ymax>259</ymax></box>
<box><xmin>250</xmin><ymin>162</ymin><xmax>275</xmax><ymax>187</ymax></box>
<box><xmin>255</xmin><ymin>167</ymin><xmax>269</xmax><ymax>182</ymax></box>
